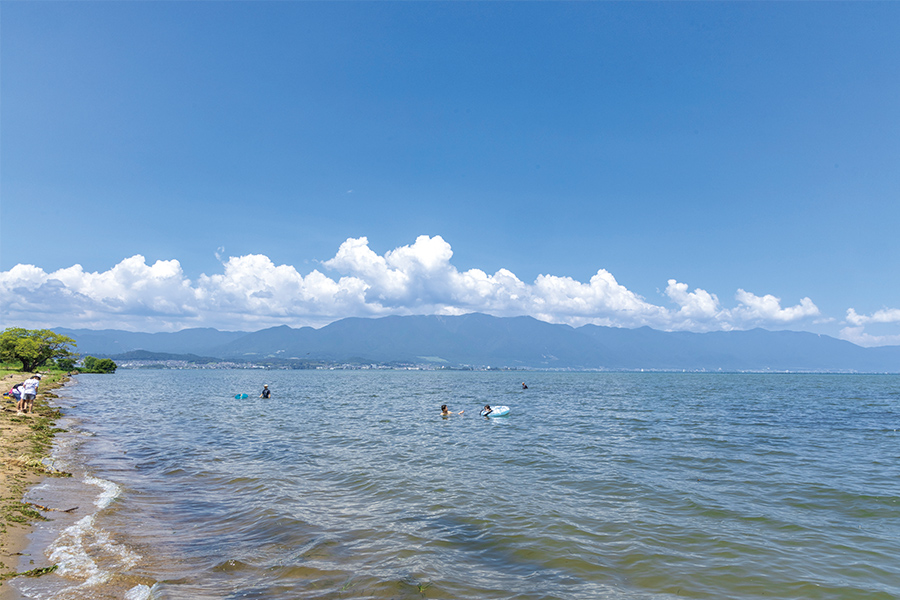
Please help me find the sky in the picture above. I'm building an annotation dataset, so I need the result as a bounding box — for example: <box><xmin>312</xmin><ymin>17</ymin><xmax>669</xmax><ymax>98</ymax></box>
<box><xmin>1</xmin><ymin>2</ymin><xmax>899</xmax><ymax>346</ymax></box>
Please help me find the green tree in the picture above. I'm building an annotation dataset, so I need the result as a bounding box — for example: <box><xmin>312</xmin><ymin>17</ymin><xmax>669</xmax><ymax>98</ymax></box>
<box><xmin>0</xmin><ymin>328</ymin><xmax>76</xmax><ymax>372</ymax></box>
<box><xmin>81</xmin><ymin>356</ymin><xmax>117</xmax><ymax>373</ymax></box>
<box><xmin>94</xmin><ymin>358</ymin><xmax>117</xmax><ymax>373</ymax></box>
<box><xmin>55</xmin><ymin>357</ymin><xmax>77</xmax><ymax>371</ymax></box>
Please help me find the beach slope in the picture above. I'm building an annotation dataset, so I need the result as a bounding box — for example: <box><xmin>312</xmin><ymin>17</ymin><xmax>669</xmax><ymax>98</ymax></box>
<box><xmin>0</xmin><ymin>372</ymin><xmax>69</xmax><ymax>590</ymax></box>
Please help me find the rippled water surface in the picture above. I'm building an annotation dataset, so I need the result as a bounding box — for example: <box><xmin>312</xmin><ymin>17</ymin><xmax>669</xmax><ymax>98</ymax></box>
<box><xmin>13</xmin><ymin>371</ymin><xmax>900</xmax><ymax>599</ymax></box>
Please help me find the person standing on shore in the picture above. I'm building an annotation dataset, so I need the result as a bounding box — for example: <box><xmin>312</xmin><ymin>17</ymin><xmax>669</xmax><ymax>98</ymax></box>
<box><xmin>259</xmin><ymin>384</ymin><xmax>271</xmax><ymax>400</ymax></box>
<box><xmin>19</xmin><ymin>374</ymin><xmax>40</xmax><ymax>414</ymax></box>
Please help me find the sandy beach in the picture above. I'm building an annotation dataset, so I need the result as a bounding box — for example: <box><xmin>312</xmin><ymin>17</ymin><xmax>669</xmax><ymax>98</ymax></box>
<box><xmin>0</xmin><ymin>371</ymin><xmax>70</xmax><ymax>592</ymax></box>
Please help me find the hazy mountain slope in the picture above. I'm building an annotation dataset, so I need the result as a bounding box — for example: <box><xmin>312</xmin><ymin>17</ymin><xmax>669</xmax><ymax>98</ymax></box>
<box><xmin>54</xmin><ymin>327</ymin><xmax>247</xmax><ymax>356</ymax></box>
<box><xmin>212</xmin><ymin>314</ymin><xmax>608</xmax><ymax>366</ymax></box>
<box><xmin>56</xmin><ymin>315</ymin><xmax>900</xmax><ymax>372</ymax></box>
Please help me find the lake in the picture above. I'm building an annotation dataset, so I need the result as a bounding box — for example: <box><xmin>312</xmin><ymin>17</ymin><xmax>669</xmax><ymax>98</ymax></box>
<box><xmin>11</xmin><ymin>370</ymin><xmax>900</xmax><ymax>599</ymax></box>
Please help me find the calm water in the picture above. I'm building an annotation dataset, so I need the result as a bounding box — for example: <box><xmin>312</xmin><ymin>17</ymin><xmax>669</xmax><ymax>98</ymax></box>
<box><xmin>11</xmin><ymin>370</ymin><xmax>900</xmax><ymax>600</ymax></box>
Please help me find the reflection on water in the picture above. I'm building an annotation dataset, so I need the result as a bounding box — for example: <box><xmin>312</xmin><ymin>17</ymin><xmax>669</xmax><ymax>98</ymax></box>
<box><xmin>13</xmin><ymin>371</ymin><xmax>900</xmax><ymax>599</ymax></box>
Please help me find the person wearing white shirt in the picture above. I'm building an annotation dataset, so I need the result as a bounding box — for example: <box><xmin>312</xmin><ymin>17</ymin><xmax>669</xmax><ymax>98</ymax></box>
<box><xmin>19</xmin><ymin>375</ymin><xmax>40</xmax><ymax>414</ymax></box>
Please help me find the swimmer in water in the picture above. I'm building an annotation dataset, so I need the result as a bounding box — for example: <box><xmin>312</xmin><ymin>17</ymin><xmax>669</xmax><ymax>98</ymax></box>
<box><xmin>481</xmin><ymin>404</ymin><xmax>493</xmax><ymax>417</ymax></box>
<box><xmin>441</xmin><ymin>404</ymin><xmax>464</xmax><ymax>416</ymax></box>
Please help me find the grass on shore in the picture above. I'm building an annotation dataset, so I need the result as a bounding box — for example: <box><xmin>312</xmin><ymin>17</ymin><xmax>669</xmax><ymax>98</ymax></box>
<box><xmin>0</xmin><ymin>564</ymin><xmax>58</xmax><ymax>582</ymax></box>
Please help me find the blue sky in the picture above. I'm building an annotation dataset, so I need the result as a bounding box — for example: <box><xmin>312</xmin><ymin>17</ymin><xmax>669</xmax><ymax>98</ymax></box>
<box><xmin>2</xmin><ymin>2</ymin><xmax>899</xmax><ymax>345</ymax></box>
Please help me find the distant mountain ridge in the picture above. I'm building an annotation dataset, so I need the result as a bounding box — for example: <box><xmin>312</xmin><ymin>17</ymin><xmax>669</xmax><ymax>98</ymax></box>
<box><xmin>55</xmin><ymin>314</ymin><xmax>900</xmax><ymax>372</ymax></box>
<box><xmin>53</xmin><ymin>327</ymin><xmax>246</xmax><ymax>356</ymax></box>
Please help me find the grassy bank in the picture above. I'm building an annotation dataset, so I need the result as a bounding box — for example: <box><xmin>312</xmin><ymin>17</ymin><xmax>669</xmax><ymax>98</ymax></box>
<box><xmin>0</xmin><ymin>367</ymin><xmax>72</xmax><ymax>587</ymax></box>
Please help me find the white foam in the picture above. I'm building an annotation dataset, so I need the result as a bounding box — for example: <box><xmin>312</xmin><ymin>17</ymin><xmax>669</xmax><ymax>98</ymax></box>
<box><xmin>124</xmin><ymin>584</ymin><xmax>153</xmax><ymax>600</ymax></box>
<box><xmin>48</xmin><ymin>512</ymin><xmax>142</xmax><ymax>583</ymax></box>
<box><xmin>44</xmin><ymin>475</ymin><xmax>140</xmax><ymax>591</ymax></box>
<box><xmin>85</xmin><ymin>474</ymin><xmax>121</xmax><ymax>509</ymax></box>
<box><xmin>48</xmin><ymin>515</ymin><xmax>105</xmax><ymax>584</ymax></box>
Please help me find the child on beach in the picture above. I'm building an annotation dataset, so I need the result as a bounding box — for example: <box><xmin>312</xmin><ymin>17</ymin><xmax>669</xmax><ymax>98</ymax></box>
<box><xmin>7</xmin><ymin>383</ymin><xmax>23</xmax><ymax>403</ymax></box>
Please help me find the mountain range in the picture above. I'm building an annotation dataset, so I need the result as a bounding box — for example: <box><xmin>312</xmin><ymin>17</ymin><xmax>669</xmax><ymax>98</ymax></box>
<box><xmin>54</xmin><ymin>314</ymin><xmax>900</xmax><ymax>372</ymax></box>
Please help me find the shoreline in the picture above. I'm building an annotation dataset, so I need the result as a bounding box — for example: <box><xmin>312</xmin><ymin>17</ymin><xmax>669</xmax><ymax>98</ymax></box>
<box><xmin>0</xmin><ymin>370</ymin><xmax>72</xmax><ymax>592</ymax></box>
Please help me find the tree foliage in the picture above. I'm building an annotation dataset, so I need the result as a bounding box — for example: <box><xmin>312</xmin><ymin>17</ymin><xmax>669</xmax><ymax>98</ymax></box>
<box><xmin>81</xmin><ymin>356</ymin><xmax>117</xmax><ymax>373</ymax></box>
<box><xmin>55</xmin><ymin>357</ymin><xmax>77</xmax><ymax>371</ymax></box>
<box><xmin>0</xmin><ymin>328</ymin><xmax>76</xmax><ymax>372</ymax></box>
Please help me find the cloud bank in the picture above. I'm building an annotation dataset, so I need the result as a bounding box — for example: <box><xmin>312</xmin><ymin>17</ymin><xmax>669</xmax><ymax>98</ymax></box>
<box><xmin>840</xmin><ymin>308</ymin><xmax>900</xmax><ymax>347</ymax></box>
<box><xmin>3</xmin><ymin>234</ymin><xmax>888</xmax><ymax>343</ymax></box>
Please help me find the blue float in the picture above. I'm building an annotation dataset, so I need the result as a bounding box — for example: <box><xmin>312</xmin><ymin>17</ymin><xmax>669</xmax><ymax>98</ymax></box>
<box><xmin>481</xmin><ymin>405</ymin><xmax>510</xmax><ymax>417</ymax></box>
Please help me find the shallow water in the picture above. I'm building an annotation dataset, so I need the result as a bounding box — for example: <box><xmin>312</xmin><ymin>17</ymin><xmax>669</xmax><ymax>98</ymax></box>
<box><xmin>12</xmin><ymin>370</ymin><xmax>900</xmax><ymax>599</ymax></box>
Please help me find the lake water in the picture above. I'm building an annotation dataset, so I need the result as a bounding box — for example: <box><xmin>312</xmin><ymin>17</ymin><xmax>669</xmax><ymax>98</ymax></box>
<box><xmin>11</xmin><ymin>370</ymin><xmax>900</xmax><ymax>600</ymax></box>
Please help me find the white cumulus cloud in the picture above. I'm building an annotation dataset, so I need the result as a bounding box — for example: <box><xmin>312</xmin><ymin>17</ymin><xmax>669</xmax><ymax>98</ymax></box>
<box><xmin>845</xmin><ymin>307</ymin><xmax>900</xmax><ymax>326</ymax></box>
<box><xmin>733</xmin><ymin>289</ymin><xmax>819</xmax><ymax>323</ymax></box>
<box><xmin>839</xmin><ymin>308</ymin><xmax>900</xmax><ymax>347</ymax></box>
<box><xmin>1</xmin><ymin>235</ymin><xmax>829</xmax><ymax>336</ymax></box>
<box><xmin>664</xmin><ymin>280</ymin><xmax>727</xmax><ymax>329</ymax></box>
